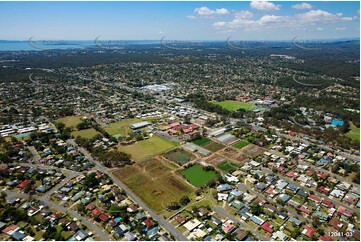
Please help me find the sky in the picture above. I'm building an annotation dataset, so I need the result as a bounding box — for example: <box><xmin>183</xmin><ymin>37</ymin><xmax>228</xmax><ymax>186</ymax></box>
<box><xmin>0</xmin><ymin>1</ymin><xmax>359</xmax><ymax>41</ymax></box>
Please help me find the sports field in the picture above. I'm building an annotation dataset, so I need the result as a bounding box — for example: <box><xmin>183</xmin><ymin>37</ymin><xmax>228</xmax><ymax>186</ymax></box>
<box><xmin>233</xmin><ymin>140</ymin><xmax>249</xmax><ymax>149</ymax></box>
<box><xmin>56</xmin><ymin>116</ymin><xmax>83</xmax><ymax>128</ymax></box>
<box><xmin>181</xmin><ymin>164</ymin><xmax>218</xmax><ymax>187</ymax></box>
<box><xmin>71</xmin><ymin>128</ymin><xmax>100</xmax><ymax>139</ymax></box>
<box><xmin>345</xmin><ymin>122</ymin><xmax>360</xmax><ymax>142</ymax></box>
<box><xmin>111</xmin><ymin>158</ymin><xmax>193</xmax><ymax>212</ymax></box>
<box><xmin>213</xmin><ymin>100</ymin><xmax>257</xmax><ymax>111</ymax></box>
<box><xmin>118</xmin><ymin>135</ymin><xmax>179</xmax><ymax>161</ymax></box>
<box><xmin>217</xmin><ymin>161</ymin><xmax>239</xmax><ymax>172</ymax></box>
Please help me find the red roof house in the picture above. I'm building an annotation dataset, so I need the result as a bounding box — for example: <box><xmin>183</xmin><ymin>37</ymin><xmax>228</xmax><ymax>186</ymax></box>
<box><xmin>261</xmin><ymin>222</ymin><xmax>273</xmax><ymax>233</ymax></box>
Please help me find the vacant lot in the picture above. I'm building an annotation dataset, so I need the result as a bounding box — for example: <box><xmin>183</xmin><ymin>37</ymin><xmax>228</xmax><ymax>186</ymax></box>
<box><xmin>213</xmin><ymin>100</ymin><xmax>257</xmax><ymax>111</ymax></box>
<box><xmin>164</xmin><ymin>149</ymin><xmax>195</xmax><ymax>165</ymax></box>
<box><xmin>241</xmin><ymin>144</ymin><xmax>266</xmax><ymax>158</ymax></box>
<box><xmin>118</xmin><ymin>135</ymin><xmax>178</xmax><ymax>161</ymax></box>
<box><xmin>112</xmin><ymin>158</ymin><xmax>193</xmax><ymax>213</ymax></box>
<box><xmin>233</xmin><ymin>140</ymin><xmax>249</xmax><ymax>149</ymax></box>
<box><xmin>345</xmin><ymin>122</ymin><xmax>360</xmax><ymax>142</ymax></box>
<box><xmin>217</xmin><ymin>161</ymin><xmax>240</xmax><ymax>172</ymax></box>
<box><xmin>57</xmin><ymin>116</ymin><xmax>83</xmax><ymax>128</ymax></box>
<box><xmin>181</xmin><ymin>164</ymin><xmax>218</xmax><ymax>187</ymax></box>
<box><xmin>203</xmin><ymin>141</ymin><xmax>225</xmax><ymax>152</ymax></box>
<box><xmin>71</xmin><ymin>128</ymin><xmax>100</xmax><ymax>139</ymax></box>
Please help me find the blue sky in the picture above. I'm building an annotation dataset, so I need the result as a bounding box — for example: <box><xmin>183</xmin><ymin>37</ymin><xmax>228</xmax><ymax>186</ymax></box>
<box><xmin>0</xmin><ymin>1</ymin><xmax>359</xmax><ymax>40</ymax></box>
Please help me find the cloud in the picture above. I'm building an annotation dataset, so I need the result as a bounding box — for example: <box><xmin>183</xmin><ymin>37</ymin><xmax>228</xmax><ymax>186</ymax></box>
<box><xmin>250</xmin><ymin>1</ymin><xmax>281</xmax><ymax>11</ymax></box>
<box><xmin>187</xmin><ymin>15</ymin><xmax>197</xmax><ymax>20</ymax></box>
<box><xmin>317</xmin><ymin>27</ymin><xmax>324</xmax><ymax>31</ymax></box>
<box><xmin>213</xmin><ymin>9</ymin><xmax>355</xmax><ymax>30</ymax></box>
<box><xmin>335</xmin><ymin>27</ymin><xmax>347</xmax><ymax>31</ymax></box>
<box><xmin>292</xmin><ymin>3</ymin><xmax>313</xmax><ymax>10</ymax></box>
<box><xmin>234</xmin><ymin>10</ymin><xmax>254</xmax><ymax>19</ymax></box>
<box><xmin>194</xmin><ymin>6</ymin><xmax>230</xmax><ymax>16</ymax></box>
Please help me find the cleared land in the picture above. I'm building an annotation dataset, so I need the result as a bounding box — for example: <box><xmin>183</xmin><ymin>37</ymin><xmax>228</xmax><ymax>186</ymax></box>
<box><xmin>56</xmin><ymin>116</ymin><xmax>83</xmax><ymax>128</ymax></box>
<box><xmin>71</xmin><ymin>128</ymin><xmax>100</xmax><ymax>139</ymax></box>
<box><xmin>181</xmin><ymin>164</ymin><xmax>218</xmax><ymax>187</ymax></box>
<box><xmin>118</xmin><ymin>135</ymin><xmax>178</xmax><ymax>161</ymax></box>
<box><xmin>241</xmin><ymin>144</ymin><xmax>266</xmax><ymax>158</ymax></box>
<box><xmin>345</xmin><ymin>122</ymin><xmax>360</xmax><ymax>142</ymax></box>
<box><xmin>164</xmin><ymin>149</ymin><xmax>195</xmax><ymax>165</ymax></box>
<box><xmin>217</xmin><ymin>161</ymin><xmax>240</xmax><ymax>172</ymax></box>
<box><xmin>213</xmin><ymin>100</ymin><xmax>257</xmax><ymax>111</ymax></box>
<box><xmin>233</xmin><ymin>140</ymin><xmax>249</xmax><ymax>149</ymax></box>
<box><xmin>203</xmin><ymin>141</ymin><xmax>225</xmax><ymax>152</ymax></box>
<box><xmin>112</xmin><ymin>158</ymin><xmax>193</xmax><ymax>213</ymax></box>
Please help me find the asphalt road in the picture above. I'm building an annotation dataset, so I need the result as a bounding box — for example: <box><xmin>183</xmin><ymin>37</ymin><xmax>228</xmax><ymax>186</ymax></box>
<box><xmin>67</xmin><ymin>139</ymin><xmax>188</xmax><ymax>241</ymax></box>
<box><xmin>28</xmin><ymin>146</ymin><xmax>41</xmax><ymax>162</ymax></box>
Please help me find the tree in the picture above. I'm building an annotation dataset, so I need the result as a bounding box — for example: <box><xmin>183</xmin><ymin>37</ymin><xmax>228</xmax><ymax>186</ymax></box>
<box><xmin>179</xmin><ymin>196</ymin><xmax>190</xmax><ymax>206</ymax></box>
<box><xmin>250</xmin><ymin>203</ymin><xmax>262</xmax><ymax>216</ymax></box>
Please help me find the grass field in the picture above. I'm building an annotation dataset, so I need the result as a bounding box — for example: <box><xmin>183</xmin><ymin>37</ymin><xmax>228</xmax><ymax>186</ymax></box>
<box><xmin>56</xmin><ymin>116</ymin><xmax>83</xmax><ymax>128</ymax></box>
<box><xmin>213</xmin><ymin>100</ymin><xmax>257</xmax><ymax>111</ymax></box>
<box><xmin>112</xmin><ymin>158</ymin><xmax>193</xmax><ymax>212</ymax></box>
<box><xmin>233</xmin><ymin>140</ymin><xmax>249</xmax><ymax>149</ymax></box>
<box><xmin>104</xmin><ymin>118</ymin><xmax>143</xmax><ymax>137</ymax></box>
<box><xmin>181</xmin><ymin>164</ymin><xmax>218</xmax><ymax>187</ymax></box>
<box><xmin>217</xmin><ymin>161</ymin><xmax>239</xmax><ymax>172</ymax></box>
<box><xmin>164</xmin><ymin>149</ymin><xmax>195</xmax><ymax>165</ymax></box>
<box><xmin>118</xmin><ymin>135</ymin><xmax>179</xmax><ymax>161</ymax></box>
<box><xmin>345</xmin><ymin>122</ymin><xmax>360</xmax><ymax>142</ymax></box>
<box><xmin>71</xmin><ymin>128</ymin><xmax>100</xmax><ymax>139</ymax></box>
<box><xmin>193</xmin><ymin>138</ymin><xmax>211</xmax><ymax>146</ymax></box>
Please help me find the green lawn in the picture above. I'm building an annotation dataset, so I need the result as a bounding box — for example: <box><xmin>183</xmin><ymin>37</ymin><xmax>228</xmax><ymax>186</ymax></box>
<box><xmin>213</xmin><ymin>100</ymin><xmax>257</xmax><ymax>111</ymax></box>
<box><xmin>345</xmin><ymin>122</ymin><xmax>360</xmax><ymax>142</ymax></box>
<box><xmin>56</xmin><ymin>116</ymin><xmax>83</xmax><ymax>128</ymax></box>
<box><xmin>71</xmin><ymin>128</ymin><xmax>100</xmax><ymax>139</ymax></box>
<box><xmin>193</xmin><ymin>137</ymin><xmax>211</xmax><ymax>146</ymax></box>
<box><xmin>181</xmin><ymin>164</ymin><xmax>218</xmax><ymax>187</ymax></box>
<box><xmin>118</xmin><ymin>135</ymin><xmax>178</xmax><ymax>161</ymax></box>
<box><xmin>217</xmin><ymin>161</ymin><xmax>239</xmax><ymax>172</ymax></box>
<box><xmin>233</xmin><ymin>140</ymin><xmax>249</xmax><ymax>149</ymax></box>
<box><xmin>104</xmin><ymin>118</ymin><xmax>143</xmax><ymax>137</ymax></box>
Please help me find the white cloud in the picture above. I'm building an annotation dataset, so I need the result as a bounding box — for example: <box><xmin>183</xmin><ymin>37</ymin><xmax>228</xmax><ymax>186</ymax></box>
<box><xmin>317</xmin><ymin>27</ymin><xmax>324</xmax><ymax>31</ymax></box>
<box><xmin>187</xmin><ymin>15</ymin><xmax>197</xmax><ymax>20</ymax></box>
<box><xmin>215</xmin><ymin>8</ymin><xmax>230</xmax><ymax>15</ymax></box>
<box><xmin>213</xmin><ymin>9</ymin><xmax>354</xmax><ymax>30</ymax></box>
<box><xmin>292</xmin><ymin>3</ymin><xmax>313</xmax><ymax>10</ymax></box>
<box><xmin>194</xmin><ymin>6</ymin><xmax>229</xmax><ymax>16</ymax></box>
<box><xmin>250</xmin><ymin>1</ymin><xmax>281</xmax><ymax>11</ymax></box>
<box><xmin>234</xmin><ymin>10</ymin><xmax>254</xmax><ymax>19</ymax></box>
<box><xmin>335</xmin><ymin>27</ymin><xmax>347</xmax><ymax>31</ymax></box>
